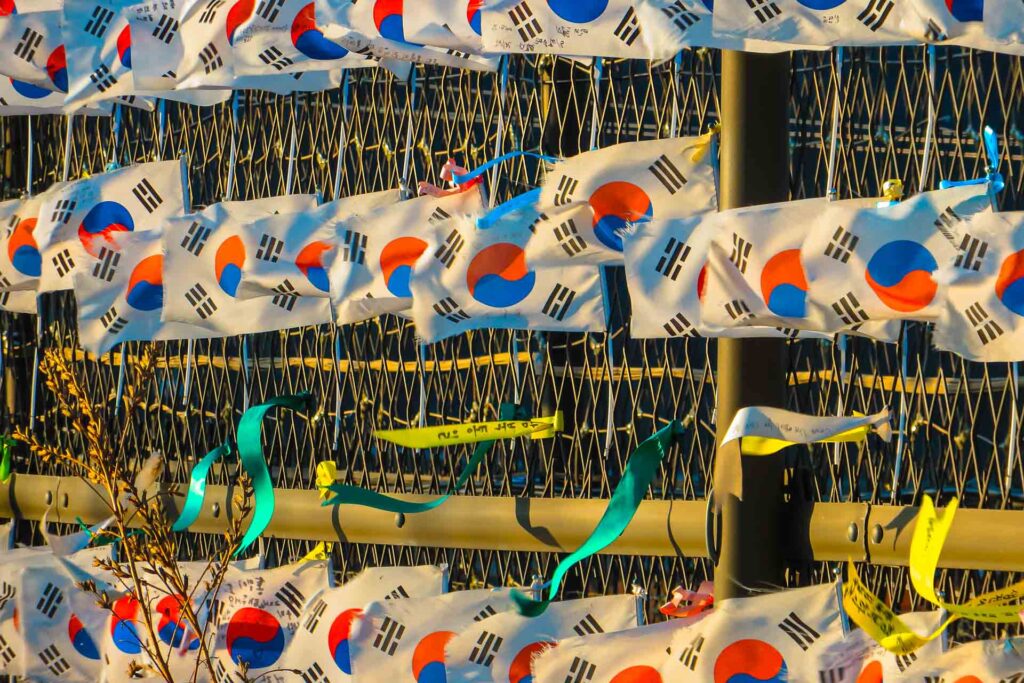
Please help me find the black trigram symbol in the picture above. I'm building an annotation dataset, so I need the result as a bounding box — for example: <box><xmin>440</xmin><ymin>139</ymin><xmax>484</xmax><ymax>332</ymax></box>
<box><xmin>0</xmin><ymin>292</ymin><xmax>10</xmax><ymax>307</ymax></box>
<box><xmin>84</xmin><ymin>5</ymin><xmax>116</xmax><ymax>37</ymax></box>
<box><xmin>373</xmin><ymin>616</ymin><xmax>406</xmax><ymax>656</ymax></box>
<box><xmin>52</xmin><ymin>249</ymin><xmax>75</xmax><ymax>278</ymax></box>
<box><xmin>832</xmin><ymin>292</ymin><xmax>869</xmax><ymax>326</ymax></box>
<box><xmin>613</xmin><ymin>7</ymin><xmax>641</xmax><ymax>46</ymax></box>
<box><xmin>554</xmin><ymin>218</ymin><xmax>587</xmax><ymax>256</ymax></box>
<box><xmin>92</xmin><ymin>247</ymin><xmax>121</xmax><ymax>282</ymax></box>
<box><xmin>818</xmin><ymin>667</ymin><xmax>846</xmax><ymax>683</ymax></box>
<box><xmin>119</xmin><ymin>95</ymin><xmax>138</xmax><ymax>106</ymax></box>
<box><xmin>954</xmin><ymin>234</ymin><xmax>988</xmax><ymax>271</ymax></box>
<box><xmin>272</xmin><ymin>281</ymin><xmax>299</xmax><ymax>311</ymax></box>
<box><xmin>656</xmin><ymin>237</ymin><xmax>690</xmax><ymax>280</ymax></box>
<box><xmin>0</xmin><ymin>273</ymin><xmax>10</xmax><ymax>289</ymax></box>
<box><xmin>469</xmin><ymin>631</ymin><xmax>503</xmax><ymax>666</ymax></box>
<box><xmin>777</xmin><ymin>611</ymin><xmax>821</xmax><ymax>651</ymax></box>
<box><xmin>0</xmin><ymin>97</ymin><xmax>7</xmax><ymax>106</ymax></box>
<box><xmin>824</xmin><ymin>226</ymin><xmax>859</xmax><ymax>263</ymax></box>
<box><xmin>508</xmin><ymin>1</ymin><xmax>542</xmax><ymax>41</ymax></box>
<box><xmin>965</xmin><ymin>302</ymin><xmax>1004</xmax><ymax>345</ymax></box>
<box><xmin>0</xmin><ymin>582</ymin><xmax>14</xmax><ymax>611</ymax></box>
<box><xmin>386</xmin><ymin>585</ymin><xmax>410</xmax><ymax>600</ymax></box>
<box><xmin>14</xmin><ymin>27</ymin><xmax>43</xmax><ymax>62</ymax></box>
<box><xmin>894</xmin><ymin>651</ymin><xmax>917</xmax><ymax>673</ymax></box>
<box><xmin>256</xmin><ymin>234</ymin><xmax>284</xmax><ymax>262</ymax></box>
<box><xmin>341</xmin><ymin>229</ymin><xmax>367</xmax><ymax>264</ymax></box>
<box><xmin>214</xmin><ymin>659</ymin><xmax>228</xmax><ymax>682</ymax></box>
<box><xmin>924</xmin><ymin>18</ymin><xmax>947</xmax><ymax>41</ymax></box>
<box><xmin>5</xmin><ymin>213</ymin><xmax>19</xmax><ymax>236</ymax></box>
<box><xmin>446</xmin><ymin>48</ymin><xmax>471</xmax><ymax>60</ymax></box>
<box><xmin>434</xmin><ymin>229</ymin><xmax>465</xmax><ymax>269</ymax></box>
<box><xmin>258</xmin><ymin>46</ymin><xmax>294</xmax><ymax>71</ymax></box>
<box><xmin>428</xmin><ymin>207</ymin><xmax>452</xmax><ymax>225</ymax></box>
<box><xmin>152</xmin><ymin>14</ymin><xmax>179</xmax><ymax>44</ymax></box>
<box><xmin>206</xmin><ymin>598</ymin><xmax>222</xmax><ymax>626</ymax></box>
<box><xmin>181</xmin><ymin>221</ymin><xmax>212</xmax><ymax>255</ymax></box>
<box><xmin>275</xmin><ymin>581</ymin><xmax>306</xmax><ymax>617</ymax></box>
<box><xmin>934</xmin><ymin>205</ymin><xmax>963</xmax><ymax>242</ymax></box>
<box><xmin>256</xmin><ymin>0</ymin><xmax>286</xmax><ymax>22</ymax></box>
<box><xmin>857</xmin><ymin>0</ymin><xmax>895</xmax><ymax>31</ymax></box>
<box><xmin>0</xmin><ymin>634</ymin><xmax>14</xmax><ymax>665</ymax></box>
<box><xmin>553</xmin><ymin>175</ymin><xmax>578</xmax><ymax>207</ymax></box>
<box><xmin>474</xmin><ymin>605</ymin><xmax>497</xmax><ymax>622</ymax></box>
<box><xmin>663</xmin><ymin>312</ymin><xmax>698</xmax><ymax>337</ymax></box>
<box><xmin>1000</xmin><ymin>674</ymin><xmax>1024</xmax><ymax>683</ymax></box>
<box><xmin>132</xmin><ymin>177</ymin><xmax>164</xmax><ymax>212</ymax></box>
<box><xmin>543</xmin><ymin>284</ymin><xmax>577</xmax><ymax>321</ymax></box>
<box><xmin>725</xmin><ymin>299</ymin><xmax>753</xmax><ymax>322</ymax></box>
<box><xmin>89</xmin><ymin>64</ymin><xmax>118</xmax><ymax>92</ymax></box>
<box><xmin>434</xmin><ymin>297</ymin><xmax>470</xmax><ymax>323</ymax></box>
<box><xmin>301</xmin><ymin>662</ymin><xmax>328</xmax><ymax>683</ymax></box>
<box><xmin>200</xmin><ymin>43</ymin><xmax>223</xmax><ymax>73</ymax></box>
<box><xmin>776</xmin><ymin>326</ymin><xmax>802</xmax><ymax>339</ymax></box>
<box><xmin>303</xmin><ymin>598</ymin><xmax>328</xmax><ymax>633</ymax></box>
<box><xmin>649</xmin><ymin>155</ymin><xmax>687</xmax><ymax>194</ymax></box>
<box><xmin>38</xmin><ymin>645</ymin><xmax>70</xmax><ymax>676</ymax></box>
<box><xmin>198</xmin><ymin>0</ymin><xmax>225</xmax><ymax>23</ymax></box>
<box><xmin>662</xmin><ymin>1</ymin><xmax>701</xmax><ymax>33</ymax></box>
<box><xmin>36</xmin><ymin>583</ymin><xmax>64</xmax><ymax>619</ymax></box>
<box><xmin>572</xmin><ymin>614</ymin><xmax>604</xmax><ymax>636</ymax></box>
<box><xmin>51</xmin><ymin>199</ymin><xmax>77</xmax><ymax>224</ymax></box>
<box><xmin>729</xmin><ymin>234</ymin><xmax>751</xmax><ymax>273</ymax></box>
<box><xmin>161</xmin><ymin>68</ymin><xmax>177</xmax><ymax>79</ymax></box>
<box><xmin>678</xmin><ymin>634</ymin><xmax>703</xmax><ymax>671</ymax></box>
<box><xmin>567</xmin><ymin>656</ymin><xmax>596</xmax><ymax>683</ymax></box>
<box><xmin>185</xmin><ymin>283</ymin><xmax>218</xmax><ymax>319</ymax></box>
<box><xmin>101</xmin><ymin>306</ymin><xmax>128</xmax><ymax>334</ymax></box>
<box><xmin>747</xmin><ymin>0</ymin><xmax>781</xmax><ymax>23</ymax></box>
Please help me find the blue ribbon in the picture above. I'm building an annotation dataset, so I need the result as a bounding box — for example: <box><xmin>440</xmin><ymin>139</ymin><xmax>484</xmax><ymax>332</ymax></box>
<box><xmin>939</xmin><ymin>126</ymin><xmax>1004</xmax><ymax>193</ymax></box>
<box><xmin>172</xmin><ymin>441</ymin><xmax>233</xmax><ymax>532</ymax></box>
<box><xmin>452</xmin><ymin>151</ymin><xmax>559</xmax><ymax>186</ymax></box>
<box><xmin>476</xmin><ymin>188</ymin><xmax>541</xmax><ymax>229</ymax></box>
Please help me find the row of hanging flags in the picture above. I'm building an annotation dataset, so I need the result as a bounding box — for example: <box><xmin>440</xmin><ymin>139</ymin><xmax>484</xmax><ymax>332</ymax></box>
<box><xmin>0</xmin><ymin>132</ymin><xmax>1020</xmax><ymax>362</ymax></box>
<box><xmin>3</xmin><ymin>504</ymin><xmax>1024</xmax><ymax>683</ymax></box>
<box><xmin>2</xmin><ymin>0</ymin><xmax>1024</xmax><ymax>113</ymax></box>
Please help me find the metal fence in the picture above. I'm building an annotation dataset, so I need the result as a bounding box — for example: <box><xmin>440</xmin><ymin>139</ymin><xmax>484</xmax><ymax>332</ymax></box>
<box><xmin>1</xmin><ymin>47</ymin><xmax>1022</xmax><ymax>646</ymax></box>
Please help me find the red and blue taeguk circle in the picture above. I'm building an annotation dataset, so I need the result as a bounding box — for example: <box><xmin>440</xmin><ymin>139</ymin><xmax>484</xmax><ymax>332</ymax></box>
<box><xmin>856</xmin><ymin>660</ymin><xmax>883</xmax><ymax>683</ymax></box>
<box><xmin>546</xmin><ymin>0</ymin><xmax>608</xmax><ymax>23</ymax></box>
<box><xmin>609</xmin><ymin>666</ymin><xmax>663</xmax><ymax>683</ymax></box>
<box><xmin>214</xmin><ymin>235</ymin><xmax>245</xmax><ymax>297</ymax></box>
<box><xmin>380</xmin><ymin>236</ymin><xmax>428</xmax><ymax>297</ymax></box>
<box><xmin>291</xmin><ymin>3</ymin><xmax>348</xmax><ymax>60</ymax></box>
<box><xmin>794</xmin><ymin>0</ymin><xmax>846</xmax><ymax>10</ymax></box>
<box><xmin>0</xmin><ymin>0</ymin><xmax>15</xmax><ymax>16</ymax></box>
<box><xmin>508</xmin><ymin>641</ymin><xmax>554</xmax><ymax>683</ymax></box>
<box><xmin>467</xmin><ymin>243</ymin><xmax>536</xmax><ymax>308</ymax></box>
<box><xmin>713</xmin><ymin>639</ymin><xmax>788</xmax><ymax>683</ymax></box>
<box><xmin>373</xmin><ymin>0</ymin><xmax>421</xmax><ymax>45</ymax></box>
<box><xmin>995</xmin><ymin>249</ymin><xmax>1024</xmax><ymax>317</ymax></box>
<box><xmin>226</xmin><ymin>0</ymin><xmax>255</xmax><ymax>45</ymax></box>
<box><xmin>10</xmin><ymin>78</ymin><xmax>52</xmax><ymax>99</ymax></box>
<box><xmin>46</xmin><ymin>46</ymin><xmax>67</xmax><ymax>93</ymax></box>
<box><xmin>467</xmin><ymin>0</ymin><xmax>483</xmax><ymax>35</ymax></box>
<box><xmin>411</xmin><ymin>631</ymin><xmax>455</xmax><ymax>683</ymax></box>
<box><xmin>946</xmin><ymin>0</ymin><xmax>982</xmax><ymax>21</ymax></box>
<box><xmin>116</xmin><ymin>24</ymin><xmax>131</xmax><ymax>69</ymax></box>
<box><xmin>865</xmin><ymin>240</ymin><xmax>938</xmax><ymax>313</ymax></box>
<box><xmin>126</xmin><ymin>254</ymin><xmax>164</xmax><ymax>312</ymax></box>
<box><xmin>327</xmin><ymin>607</ymin><xmax>361</xmax><ymax>674</ymax></box>
<box><xmin>226</xmin><ymin>607</ymin><xmax>286</xmax><ymax>669</ymax></box>
<box><xmin>8</xmin><ymin>216</ymin><xmax>41</xmax><ymax>277</ymax></box>
<box><xmin>760</xmin><ymin>249</ymin><xmax>808</xmax><ymax>318</ymax></box>
<box><xmin>296</xmin><ymin>239</ymin><xmax>333</xmax><ymax>293</ymax></box>
<box><xmin>111</xmin><ymin>595</ymin><xmax>144</xmax><ymax>655</ymax></box>
<box><xmin>68</xmin><ymin>614</ymin><xmax>101</xmax><ymax>660</ymax></box>
<box><xmin>589</xmin><ymin>181</ymin><xmax>653</xmax><ymax>252</ymax></box>
<box><xmin>155</xmin><ymin>594</ymin><xmax>200</xmax><ymax>651</ymax></box>
<box><xmin>79</xmin><ymin>201</ymin><xmax>135</xmax><ymax>257</ymax></box>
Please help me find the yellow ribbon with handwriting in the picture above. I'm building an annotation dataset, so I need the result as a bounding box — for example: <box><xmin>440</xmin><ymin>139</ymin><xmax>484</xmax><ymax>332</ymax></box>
<box><xmin>740</xmin><ymin>413</ymin><xmax>878</xmax><ymax>456</ymax></box>
<box><xmin>374</xmin><ymin>412</ymin><xmax>563</xmax><ymax>448</ymax></box>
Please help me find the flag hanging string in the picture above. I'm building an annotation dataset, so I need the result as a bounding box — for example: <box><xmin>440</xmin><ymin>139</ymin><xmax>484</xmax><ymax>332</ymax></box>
<box><xmin>332</xmin><ymin>72</ymin><xmax>351</xmax><ymax>451</ymax></box>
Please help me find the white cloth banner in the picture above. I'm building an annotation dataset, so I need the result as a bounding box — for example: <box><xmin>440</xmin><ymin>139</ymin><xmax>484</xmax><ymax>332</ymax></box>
<box><xmin>901</xmin><ymin>637</ymin><xmax>1024</xmax><ymax>680</ymax></box>
<box><xmin>721</xmin><ymin>406</ymin><xmax>893</xmax><ymax>452</ymax></box>
<box><xmin>847</xmin><ymin>611</ymin><xmax>946</xmax><ymax>681</ymax></box>
<box><xmin>402</xmin><ymin>0</ymin><xmax>500</xmax><ymax>59</ymax></box>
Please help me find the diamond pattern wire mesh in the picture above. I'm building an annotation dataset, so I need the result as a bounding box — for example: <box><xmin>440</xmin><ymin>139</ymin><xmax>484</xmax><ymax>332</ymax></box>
<box><xmin>0</xmin><ymin>47</ymin><xmax>1021</xmax><ymax>647</ymax></box>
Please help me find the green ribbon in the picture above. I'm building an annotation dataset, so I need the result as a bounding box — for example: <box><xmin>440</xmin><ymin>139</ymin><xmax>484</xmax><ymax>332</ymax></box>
<box><xmin>321</xmin><ymin>404</ymin><xmax>521</xmax><ymax>513</ymax></box>
<box><xmin>172</xmin><ymin>441</ymin><xmax>233</xmax><ymax>532</ymax></box>
<box><xmin>235</xmin><ymin>392</ymin><xmax>315</xmax><ymax>556</ymax></box>
<box><xmin>0</xmin><ymin>435</ymin><xmax>13</xmax><ymax>484</ymax></box>
<box><xmin>511</xmin><ymin>420</ymin><xmax>685</xmax><ymax>616</ymax></box>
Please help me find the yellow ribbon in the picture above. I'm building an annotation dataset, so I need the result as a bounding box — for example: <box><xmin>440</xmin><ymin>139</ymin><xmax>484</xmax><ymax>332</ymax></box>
<box><xmin>689</xmin><ymin>124</ymin><xmax>721</xmax><ymax>163</ymax></box>
<box><xmin>374</xmin><ymin>412</ymin><xmax>562</xmax><ymax>449</ymax></box>
<box><xmin>740</xmin><ymin>421</ymin><xmax>876</xmax><ymax>456</ymax></box>
<box><xmin>882</xmin><ymin>178</ymin><xmax>904</xmax><ymax>202</ymax></box>
<box><xmin>302</xmin><ymin>541</ymin><xmax>331</xmax><ymax>562</ymax></box>
<box><xmin>315</xmin><ymin>461</ymin><xmax>338</xmax><ymax>500</ymax></box>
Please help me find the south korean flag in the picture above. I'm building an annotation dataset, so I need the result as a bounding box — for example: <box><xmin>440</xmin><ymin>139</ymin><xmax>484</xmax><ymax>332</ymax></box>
<box><xmin>278</xmin><ymin>565</ymin><xmax>444</xmax><ymax>682</ymax></box>
<box><xmin>400</xmin><ymin>0</ymin><xmax>501</xmax><ymax>68</ymax></box>
<box><xmin>0</xmin><ymin>8</ymin><xmax>66</xmax><ymax>91</ymax></box>
<box><xmin>903</xmin><ymin>0</ymin><xmax>1024</xmax><ymax>54</ymax></box>
<box><xmin>902</xmin><ymin>636</ymin><xmax>1024</xmax><ymax>680</ymax></box>
<box><xmin>847</xmin><ymin>611</ymin><xmax>946</xmax><ymax>681</ymax></box>
<box><xmin>0</xmin><ymin>76</ymin><xmax>112</xmax><ymax>115</ymax></box>
<box><xmin>34</xmin><ymin>159</ymin><xmax>187</xmax><ymax>292</ymax></box>
<box><xmin>0</xmin><ymin>184</ymin><xmax>70</xmax><ymax>294</ymax></box>
<box><xmin>409</xmin><ymin>206</ymin><xmax>607</xmax><ymax>345</ymax></box>
<box><xmin>535</xmin><ymin>136</ymin><xmax>717</xmax><ymax>265</ymax></box>
<box><xmin>330</xmin><ymin>186</ymin><xmax>484</xmax><ymax>325</ymax></box>
<box><xmin>444</xmin><ymin>595</ymin><xmax>637</xmax><ymax>683</ymax></box>
<box><xmin>234</xmin><ymin>189</ymin><xmax>399</xmax><ymax>301</ymax></box>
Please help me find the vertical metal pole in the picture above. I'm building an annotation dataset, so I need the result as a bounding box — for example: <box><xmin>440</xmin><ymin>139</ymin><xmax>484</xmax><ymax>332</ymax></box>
<box><xmin>714</xmin><ymin>51</ymin><xmax>790</xmax><ymax>601</ymax></box>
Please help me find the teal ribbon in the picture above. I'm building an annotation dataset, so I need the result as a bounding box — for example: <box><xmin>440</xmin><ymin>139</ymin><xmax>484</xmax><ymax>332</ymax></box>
<box><xmin>172</xmin><ymin>441</ymin><xmax>233</xmax><ymax>532</ymax></box>
<box><xmin>322</xmin><ymin>404</ymin><xmax>521</xmax><ymax>513</ymax></box>
<box><xmin>451</xmin><ymin>151</ymin><xmax>559</xmax><ymax>185</ymax></box>
<box><xmin>939</xmin><ymin>126</ymin><xmax>1005</xmax><ymax>194</ymax></box>
<box><xmin>235</xmin><ymin>392</ymin><xmax>315</xmax><ymax>556</ymax></box>
<box><xmin>476</xmin><ymin>188</ymin><xmax>542</xmax><ymax>229</ymax></box>
<box><xmin>511</xmin><ymin>420</ymin><xmax>685</xmax><ymax>616</ymax></box>
<box><xmin>0</xmin><ymin>435</ymin><xmax>13</xmax><ymax>484</ymax></box>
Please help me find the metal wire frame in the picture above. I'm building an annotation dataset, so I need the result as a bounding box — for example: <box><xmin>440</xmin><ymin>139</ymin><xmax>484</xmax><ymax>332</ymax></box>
<box><xmin>0</xmin><ymin>47</ymin><xmax>1021</xmax><ymax>650</ymax></box>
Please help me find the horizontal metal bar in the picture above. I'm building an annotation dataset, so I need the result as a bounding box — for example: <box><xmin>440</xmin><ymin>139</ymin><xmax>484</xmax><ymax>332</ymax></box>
<box><xmin>1</xmin><ymin>473</ymin><xmax>1021</xmax><ymax>571</ymax></box>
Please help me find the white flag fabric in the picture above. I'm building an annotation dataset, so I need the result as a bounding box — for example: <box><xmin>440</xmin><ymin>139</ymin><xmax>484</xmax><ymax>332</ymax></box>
<box><xmin>0</xmin><ymin>289</ymin><xmax>36</xmax><ymax>314</ymax></box>
<box><xmin>161</xmin><ymin>195</ymin><xmax>335</xmax><ymax>336</ymax></box>
<box><xmin>933</xmin><ymin>210</ymin><xmax>1024</xmax><ymax>362</ymax></box>
<box><xmin>278</xmin><ymin>565</ymin><xmax>444</xmax><ymax>682</ymax></box>
<box><xmin>235</xmin><ymin>189</ymin><xmax>400</xmax><ymax>301</ymax></box>
<box><xmin>0</xmin><ymin>9</ymin><xmax>65</xmax><ymax>91</ymax></box>
<box><xmin>444</xmin><ymin>594</ymin><xmax>637</xmax><ymax>683</ymax></box>
<box><xmin>984</xmin><ymin>0</ymin><xmax>1024</xmax><ymax>43</ymax></box>
<box><xmin>0</xmin><ymin>76</ymin><xmax>111</xmax><ymax>115</ymax></box>
<box><xmin>802</xmin><ymin>183</ymin><xmax>992</xmax><ymax>329</ymax></box>
<box><xmin>721</xmin><ymin>406</ymin><xmax>893</xmax><ymax>451</ymax></box>
<box><xmin>401</xmin><ymin>0</ymin><xmax>499</xmax><ymax>59</ymax></box>
<box><xmin>901</xmin><ymin>637</ymin><xmax>1024</xmax><ymax>680</ymax></box>
<box><xmin>330</xmin><ymin>187</ymin><xmax>484</xmax><ymax>325</ymax></box>
<box><xmin>659</xmin><ymin>582</ymin><xmax>859</xmax><ymax>682</ymax></box>
<box><xmin>410</xmin><ymin>207</ymin><xmax>606</xmax><ymax>344</ymax></box>
<box><xmin>211</xmin><ymin>560</ymin><xmax>330</xmax><ymax>683</ymax></box>
<box><xmin>533</xmin><ymin>615</ymin><xmax>706</xmax><ymax>683</ymax></box>
<box><xmin>535</xmin><ymin>136</ymin><xmax>717</xmax><ymax>265</ymax></box>
<box><xmin>34</xmin><ymin>159</ymin><xmax>187</xmax><ymax>293</ymax></box>
<box><xmin>349</xmin><ymin>588</ymin><xmax>515</xmax><ymax>683</ymax></box>
<box><xmin>848</xmin><ymin>610</ymin><xmax>945</xmax><ymax>681</ymax></box>
<box><xmin>0</xmin><ymin>185</ymin><xmax>69</xmax><ymax>293</ymax></box>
